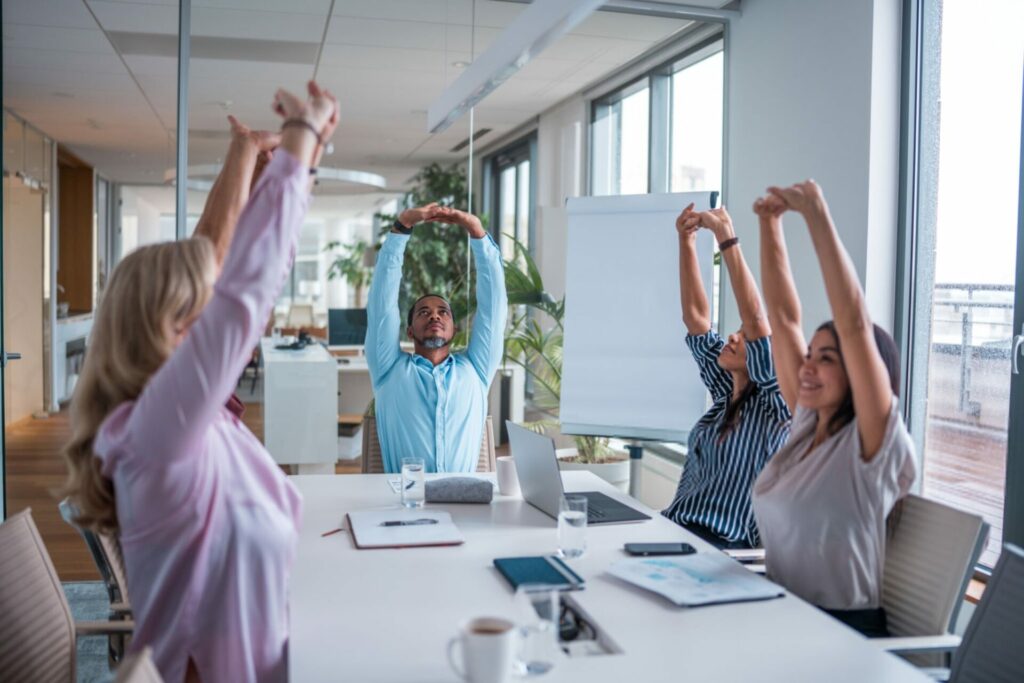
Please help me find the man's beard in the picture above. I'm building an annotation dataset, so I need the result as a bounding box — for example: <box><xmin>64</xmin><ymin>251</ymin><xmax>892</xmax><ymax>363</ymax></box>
<box><xmin>416</xmin><ymin>334</ymin><xmax>450</xmax><ymax>349</ymax></box>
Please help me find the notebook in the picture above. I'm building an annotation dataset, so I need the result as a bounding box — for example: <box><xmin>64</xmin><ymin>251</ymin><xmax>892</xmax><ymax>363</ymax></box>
<box><xmin>346</xmin><ymin>510</ymin><xmax>464</xmax><ymax>550</ymax></box>
<box><xmin>606</xmin><ymin>552</ymin><xmax>784</xmax><ymax>606</ymax></box>
<box><xmin>493</xmin><ymin>555</ymin><xmax>586</xmax><ymax>592</ymax></box>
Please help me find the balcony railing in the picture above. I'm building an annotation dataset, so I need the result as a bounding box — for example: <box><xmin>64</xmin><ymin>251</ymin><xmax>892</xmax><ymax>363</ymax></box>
<box><xmin>925</xmin><ymin>283</ymin><xmax>1014</xmax><ymax>567</ymax></box>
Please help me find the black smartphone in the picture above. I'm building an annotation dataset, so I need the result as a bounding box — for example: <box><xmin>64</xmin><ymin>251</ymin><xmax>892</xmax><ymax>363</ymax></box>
<box><xmin>623</xmin><ymin>542</ymin><xmax>696</xmax><ymax>556</ymax></box>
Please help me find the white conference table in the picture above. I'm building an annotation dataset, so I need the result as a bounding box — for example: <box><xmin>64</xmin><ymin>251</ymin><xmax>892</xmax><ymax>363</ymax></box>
<box><xmin>289</xmin><ymin>472</ymin><xmax>929</xmax><ymax>683</ymax></box>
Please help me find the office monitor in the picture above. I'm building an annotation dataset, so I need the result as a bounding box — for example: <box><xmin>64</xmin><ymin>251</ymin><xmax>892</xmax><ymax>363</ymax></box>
<box><xmin>328</xmin><ymin>308</ymin><xmax>368</xmax><ymax>349</ymax></box>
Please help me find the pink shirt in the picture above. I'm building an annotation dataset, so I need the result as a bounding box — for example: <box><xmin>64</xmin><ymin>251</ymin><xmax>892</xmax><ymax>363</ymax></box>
<box><xmin>95</xmin><ymin>151</ymin><xmax>309</xmax><ymax>683</ymax></box>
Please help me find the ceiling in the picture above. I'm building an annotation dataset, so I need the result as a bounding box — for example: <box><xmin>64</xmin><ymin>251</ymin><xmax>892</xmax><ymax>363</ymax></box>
<box><xmin>2</xmin><ymin>0</ymin><xmax>719</xmax><ymax>193</ymax></box>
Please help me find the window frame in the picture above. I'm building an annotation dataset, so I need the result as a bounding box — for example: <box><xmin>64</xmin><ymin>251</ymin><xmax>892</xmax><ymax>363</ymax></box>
<box><xmin>588</xmin><ymin>33</ymin><xmax>726</xmax><ymax>199</ymax></box>
<box><xmin>896</xmin><ymin>0</ymin><xmax>1024</xmax><ymax>573</ymax></box>
<box><xmin>482</xmin><ymin>134</ymin><xmax>537</xmax><ymax>257</ymax></box>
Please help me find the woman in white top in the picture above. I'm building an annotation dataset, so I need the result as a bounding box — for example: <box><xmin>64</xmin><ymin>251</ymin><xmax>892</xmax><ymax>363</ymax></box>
<box><xmin>750</xmin><ymin>180</ymin><xmax>917</xmax><ymax>637</ymax></box>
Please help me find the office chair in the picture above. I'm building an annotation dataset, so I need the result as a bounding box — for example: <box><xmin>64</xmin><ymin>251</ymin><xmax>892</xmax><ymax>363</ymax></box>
<box><xmin>0</xmin><ymin>509</ymin><xmax>134</xmax><ymax>682</ymax></box>
<box><xmin>361</xmin><ymin>415</ymin><xmax>496</xmax><ymax>473</ymax></box>
<box><xmin>872</xmin><ymin>495</ymin><xmax>988</xmax><ymax>667</ymax></box>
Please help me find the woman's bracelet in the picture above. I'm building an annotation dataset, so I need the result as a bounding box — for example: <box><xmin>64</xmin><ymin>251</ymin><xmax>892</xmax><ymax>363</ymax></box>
<box><xmin>718</xmin><ymin>236</ymin><xmax>740</xmax><ymax>252</ymax></box>
<box><xmin>281</xmin><ymin>118</ymin><xmax>323</xmax><ymax>146</ymax></box>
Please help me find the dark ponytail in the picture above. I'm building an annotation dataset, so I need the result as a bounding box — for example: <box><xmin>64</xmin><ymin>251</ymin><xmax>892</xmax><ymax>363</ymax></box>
<box><xmin>718</xmin><ymin>380</ymin><xmax>757</xmax><ymax>441</ymax></box>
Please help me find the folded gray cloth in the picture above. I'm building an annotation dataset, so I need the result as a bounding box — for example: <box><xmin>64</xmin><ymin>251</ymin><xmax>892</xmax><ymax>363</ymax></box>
<box><xmin>424</xmin><ymin>477</ymin><xmax>494</xmax><ymax>504</ymax></box>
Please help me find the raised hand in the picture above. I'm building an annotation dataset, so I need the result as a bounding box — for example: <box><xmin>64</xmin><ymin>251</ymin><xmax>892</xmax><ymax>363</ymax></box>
<box><xmin>228</xmin><ymin>115</ymin><xmax>281</xmax><ymax>153</ymax></box>
<box><xmin>697</xmin><ymin>206</ymin><xmax>735</xmax><ymax>243</ymax></box>
<box><xmin>397</xmin><ymin>203</ymin><xmax>440</xmax><ymax>229</ymax></box>
<box><xmin>766</xmin><ymin>180</ymin><xmax>826</xmax><ymax>217</ymax></box>
<box><xmin>272</xmin><ymin>80</ymin><xmax>337</xmax><ymax>138</ymax></box>
<box><xmin>675</xmin><ymin>202</ymin><xmax>700</xmax><ymax>239</ymax></box>
<box><xmin>752</xmin><ymin>194</ymin><xmax>787</xmax><ymax>222</ymax></box>
<box><xmin>430</xmin><ymin>206</ymin><xmax>486</xmax><ymax>239</ymax></box>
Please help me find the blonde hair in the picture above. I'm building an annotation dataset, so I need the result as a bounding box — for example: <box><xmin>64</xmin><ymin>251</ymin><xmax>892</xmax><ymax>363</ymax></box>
<box><xmin>62</xmin><ymin>238</ymin><xmax>216</xmax><ymax>533</ymax></box>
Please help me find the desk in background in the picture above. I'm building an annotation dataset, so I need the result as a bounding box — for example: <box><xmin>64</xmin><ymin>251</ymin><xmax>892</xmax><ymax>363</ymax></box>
<box><xmin>260</xmin><ymin>338</ymin><xmax>336</xmax><ymax>473</ymax></box>
<box><xmin>289</xmin><ymin>471</ymin><xmax>929</xmax><ymax>682</ymax></box>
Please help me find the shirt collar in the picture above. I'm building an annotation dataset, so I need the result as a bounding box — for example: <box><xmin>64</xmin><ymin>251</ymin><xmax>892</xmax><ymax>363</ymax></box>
<box><xmin>412</xmin><ymin>352</ymin><xmax>454</xmax><ymax>370</ymax></box>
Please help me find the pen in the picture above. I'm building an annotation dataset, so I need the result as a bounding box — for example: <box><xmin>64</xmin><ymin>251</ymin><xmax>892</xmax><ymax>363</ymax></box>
<box><xmin>380</xmin><ymin>519</ymin><xmax>439</xmax><ymax>527</ymax></box>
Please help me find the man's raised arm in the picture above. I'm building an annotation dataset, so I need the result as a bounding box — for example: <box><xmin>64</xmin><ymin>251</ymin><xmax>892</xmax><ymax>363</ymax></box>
<box><xmin>431</xmin><ymin>208</ymin><xmax>507</xmax><ymax>383</ymax></box>
<box><xmin>365</xmin><ymin>204</ymin><xmax>438</xmax><ymax>384</ymax></box>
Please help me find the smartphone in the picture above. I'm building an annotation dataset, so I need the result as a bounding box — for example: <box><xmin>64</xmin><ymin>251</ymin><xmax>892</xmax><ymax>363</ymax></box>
<box><xmin>623</xmin><ymin>542</ymin><xmax>696</xmax><ymax>556</ymax></box>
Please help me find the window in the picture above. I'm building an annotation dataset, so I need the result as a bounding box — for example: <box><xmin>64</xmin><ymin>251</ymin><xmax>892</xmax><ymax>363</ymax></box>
<box><xmin>671</xmin><ymin>50</ymin><xmax>724</xmax><ymax>193</ymax></box>
<box><xmin>900</xmin><ymin>0</ymin><xmax>1024</xmax><ymax>568</ymax></box>
<box><xmin>590</xmin><ymin>38</ymin><xmax>724</xmax><ymax>198</ymax></box>
<box><xmin>486</xmin><ymin>138</ymin><xmax>534</xmax><ymax>260</ymax></box>
<box><xmin>591</xmin><ymin>81</ymin><xmax>650</xmax><ymax>196</ymax></box>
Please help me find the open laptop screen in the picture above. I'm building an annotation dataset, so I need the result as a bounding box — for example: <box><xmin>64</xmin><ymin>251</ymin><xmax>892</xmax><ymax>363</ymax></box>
<box><xmin>328</xmin><ymin>308</ymin><xmax>368</xmax><ymax>347</ymax></box>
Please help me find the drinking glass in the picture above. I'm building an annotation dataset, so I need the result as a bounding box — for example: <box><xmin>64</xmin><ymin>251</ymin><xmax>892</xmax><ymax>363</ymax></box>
<box><xmin>401</xmin><ymin>457</ymin><xmax>425</xmax><ymax>508</ymax></box>
<box><xmin>557</xmin><ymin>495</ymin><xmax>587</xmax><ymax>559</ymax></box>
<box><xmin>513</xmin><ymin>584</ymin><xmax>561</xmax><ymax>677</ymax></box>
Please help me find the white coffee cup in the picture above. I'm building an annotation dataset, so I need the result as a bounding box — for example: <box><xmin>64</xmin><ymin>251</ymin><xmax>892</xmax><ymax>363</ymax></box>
<box><xmin>495</xmin><ymin>456</ymin><xmax>520</xmax><ymax>497</ymax></box>
<box><xmin>447</xmin><ymin>617</ymin><xmax>516</xmax><ymax>683</ymax></box>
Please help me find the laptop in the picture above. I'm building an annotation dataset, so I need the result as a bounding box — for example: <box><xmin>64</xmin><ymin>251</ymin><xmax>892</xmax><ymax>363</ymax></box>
<box><xmin>506</xmin><ymin>421</ymin><xmax>651</xmax><ymax>525</ymax></box>
<box><xmin>328</xmin><ymin>308</ymin><xmax>368</xmax><ymax>350</ymax></box>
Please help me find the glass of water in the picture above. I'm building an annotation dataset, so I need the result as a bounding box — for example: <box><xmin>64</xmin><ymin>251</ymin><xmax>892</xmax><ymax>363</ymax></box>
<box><xmin>557</xmin><ymin>495</ymin><xmax>587</xmax><ymax>559</ymax></box>
<box><xmin>514</xmin><ymin>584</ymin><xmax>561</xmax><ymax>676</ymax></box>
<box><xmin>401</xmin><ymin>457</ymin><xmax>425</xmax><ymax>508</ymax></box>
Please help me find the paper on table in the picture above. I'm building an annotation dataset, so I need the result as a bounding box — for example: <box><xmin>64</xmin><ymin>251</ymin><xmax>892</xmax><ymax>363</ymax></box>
<box><xmin>607</xmin><ymin>552</ymin><xmax>784</xmax><ymax>606</ymax></box>
<box><xmin>346</xmin><ymin>509</ymin><xmax>464</xmax><ymax>549</ymax></box>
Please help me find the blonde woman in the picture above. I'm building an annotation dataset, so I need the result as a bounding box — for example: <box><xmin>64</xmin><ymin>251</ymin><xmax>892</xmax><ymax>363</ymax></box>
<box><xmin>62</xmin><ymin>82</ymin><xmax>338</xmax><ymax>683</ymax></box>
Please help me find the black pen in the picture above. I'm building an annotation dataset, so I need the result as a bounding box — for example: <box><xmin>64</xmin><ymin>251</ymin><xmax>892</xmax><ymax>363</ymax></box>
<box><xmin>380</xmin><ymin>519</ymin><xmax>439</xmax><ymax>527</ymax></box>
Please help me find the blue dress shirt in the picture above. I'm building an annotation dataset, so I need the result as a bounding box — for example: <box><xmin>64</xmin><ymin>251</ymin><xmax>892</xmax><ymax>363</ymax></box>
<box><xmin>365</xmin><ymin>233</ymin><xmax>508</xmax><ymax>473</ymax></box>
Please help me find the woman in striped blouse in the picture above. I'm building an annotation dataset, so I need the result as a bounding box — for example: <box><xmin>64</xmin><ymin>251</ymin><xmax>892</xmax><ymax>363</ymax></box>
<box><xmin>662</xmin><ymin>203</ymin><xmax>792</xmax><ymax>549</ymax></box>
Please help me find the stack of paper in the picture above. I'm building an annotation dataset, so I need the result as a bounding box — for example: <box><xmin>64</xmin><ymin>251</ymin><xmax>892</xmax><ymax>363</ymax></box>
<box><xmin>607</xmin><ymin>552</ymin><xmax>784</xmax><ymax>606</ymax></box>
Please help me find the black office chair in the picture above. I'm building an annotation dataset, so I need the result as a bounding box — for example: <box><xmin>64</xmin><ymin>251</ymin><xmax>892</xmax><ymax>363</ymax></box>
<box><xmin>945</xmin><ymin>543</ymin><xmax>1024</xmax><ymax>682</ymax></box>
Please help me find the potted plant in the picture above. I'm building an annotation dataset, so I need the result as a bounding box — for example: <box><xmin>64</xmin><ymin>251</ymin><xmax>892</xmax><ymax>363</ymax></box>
<box><xmin>323</xmin><ymin>238</ymin><xmax>373</xmax><ymax>307</ymax></box>
<box><xmin>502</xmin><ymin>239</ymin><xmax>630</xmax><ymax>491</ymax></box>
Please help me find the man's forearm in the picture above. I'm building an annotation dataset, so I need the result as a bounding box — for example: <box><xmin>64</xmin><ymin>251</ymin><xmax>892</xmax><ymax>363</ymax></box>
<box><xmin>194</xmin><ymin>136</ymin><xmax>259</xmax><ymax>267</ymax></box>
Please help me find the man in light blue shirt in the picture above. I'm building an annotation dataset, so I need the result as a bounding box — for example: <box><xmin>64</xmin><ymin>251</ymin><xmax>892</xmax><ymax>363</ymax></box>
<box><xmin>366</xmin><ymin>203</ymin><xmax>508</xmax><ymax>473</ymax></box>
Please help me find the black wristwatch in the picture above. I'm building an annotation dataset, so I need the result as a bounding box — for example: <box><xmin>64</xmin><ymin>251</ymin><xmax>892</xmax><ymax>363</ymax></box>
<box><xmin>392</xmin><ymin>219</ymin><xmax>413</xmax><ymax>235</ymax></box>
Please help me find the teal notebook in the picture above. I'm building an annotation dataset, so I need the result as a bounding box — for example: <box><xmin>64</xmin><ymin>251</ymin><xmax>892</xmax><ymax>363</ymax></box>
<box><xmin>493</xmin><ymin>555</ymin><xmax>586</xmax><ymax>591</ymax></box>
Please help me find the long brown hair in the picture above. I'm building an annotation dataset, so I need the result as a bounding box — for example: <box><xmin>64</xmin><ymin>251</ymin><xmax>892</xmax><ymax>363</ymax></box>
<box><xmin>61</xmin><ymin>238</ymin><xmax>216</xmax><ymax>533</ymax></box>
<box><xmin>815</xmin><ymin>320</ymin><xmax>901</xmax><ymax>436</ymax></box>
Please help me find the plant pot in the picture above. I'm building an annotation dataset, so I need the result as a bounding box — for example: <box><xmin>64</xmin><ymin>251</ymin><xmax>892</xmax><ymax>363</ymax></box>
<box><xmin>555</xmin><ymin>447</ymin><xmax>630</xmax><ymax>493</ymax></box>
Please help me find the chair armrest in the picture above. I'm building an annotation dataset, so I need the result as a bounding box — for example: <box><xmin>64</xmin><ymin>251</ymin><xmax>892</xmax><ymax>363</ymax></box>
<box><xmin>871</xmin><ymin>634</ymin><xmax>961</xmax><ymax>655</ymax></box>
<box><xmin>742</xmin><ymin>563</ymin><xmax>767</xmax><ymax>574</ymax></box>
<box><xmin>76</xmin><ymin>619</ymin><xmax>135</xmax><ymax>636</ymax></box>
<box><xmin>110</xmin><ymin>600</ymin><xmax>132</xmax><ymax>615</ymax></box>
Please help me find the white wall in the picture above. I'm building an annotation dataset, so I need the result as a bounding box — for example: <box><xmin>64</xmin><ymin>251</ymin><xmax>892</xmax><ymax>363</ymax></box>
<box><xmin>722</xmin><ymin>0</ymin><xmax>903</xmax><ymax>336</ymax></box>
<box><xmin>533</xmin><ymin>94</ymin><xmax>587</xmax><ymax>300</ymax></box>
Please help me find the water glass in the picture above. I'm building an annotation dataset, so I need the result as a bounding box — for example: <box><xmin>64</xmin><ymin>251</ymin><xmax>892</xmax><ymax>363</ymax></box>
<box><xmin>514</xmin><ymin>585</ymin><xmax>561</xmax><ymax>677</ymax></box>
<box><xmin>401</xmin><ymin>457</ymin><xmax>425</xmax><ymax>508</ymax></box>
<box><xmin>557</xmin><ymin>495</ymin><xmax>587</xmax><ymax>559</ymax></box>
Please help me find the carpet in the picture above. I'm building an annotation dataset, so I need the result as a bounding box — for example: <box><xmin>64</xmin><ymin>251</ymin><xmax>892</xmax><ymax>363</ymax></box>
<box><xmin>64</xmin><ymin>581</ymin><xmax>116</xmax><ymax>683</ymax></box>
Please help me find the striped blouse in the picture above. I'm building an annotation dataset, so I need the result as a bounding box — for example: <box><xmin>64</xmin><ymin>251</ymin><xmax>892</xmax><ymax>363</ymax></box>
<box><xmin>662</xmin><ymin>331</ymin><xmax>791</xmax><ymax>546</ymax></box>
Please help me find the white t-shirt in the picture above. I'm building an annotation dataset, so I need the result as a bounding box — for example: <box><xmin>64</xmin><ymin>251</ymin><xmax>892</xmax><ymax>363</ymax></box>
<box><xmin>751</xmin><ymin>400</ymin><xmax>917</xmax><ymax>610</ymax></box>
